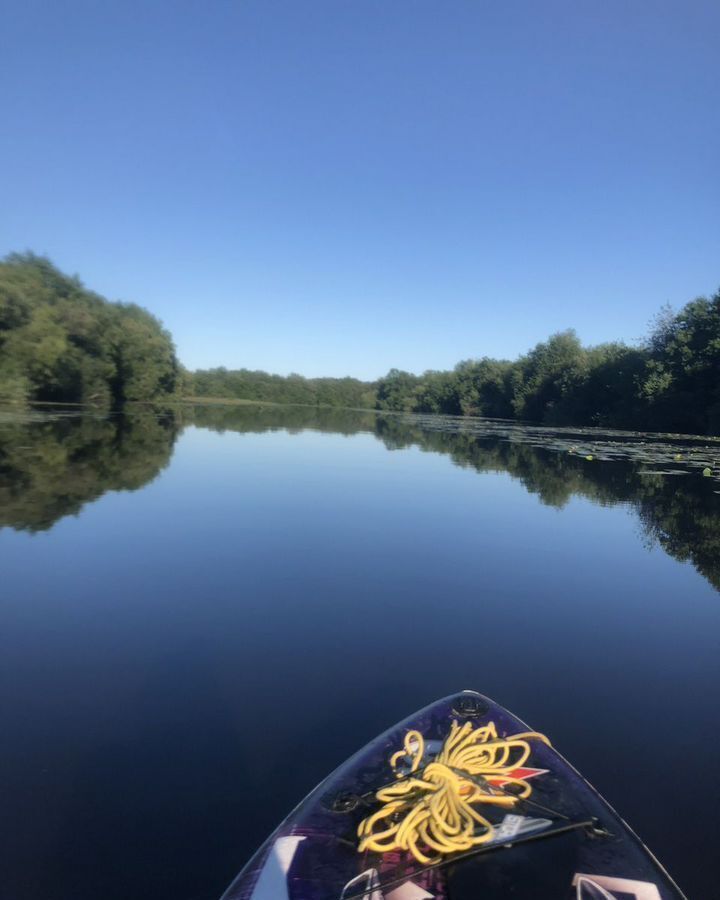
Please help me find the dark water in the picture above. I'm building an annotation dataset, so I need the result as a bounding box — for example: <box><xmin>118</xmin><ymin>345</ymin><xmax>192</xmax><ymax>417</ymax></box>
<box><xmin>1</xmin><ymin>405</ymin><xmax>719</xmax><ymax>900</ymax></box>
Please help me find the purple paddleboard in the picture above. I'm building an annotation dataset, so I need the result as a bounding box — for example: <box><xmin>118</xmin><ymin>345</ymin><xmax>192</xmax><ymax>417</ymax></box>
<box><xmin>220</xmin><ymin>691</ymin><xmax>686</xmax><ymax>900</ymax></box>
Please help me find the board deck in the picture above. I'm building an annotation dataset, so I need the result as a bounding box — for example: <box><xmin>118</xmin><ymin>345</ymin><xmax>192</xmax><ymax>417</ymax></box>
<box><xmin>220</xmin><ymin>691</ymin><xmax>686</xmax><ymax>900</ymax></box>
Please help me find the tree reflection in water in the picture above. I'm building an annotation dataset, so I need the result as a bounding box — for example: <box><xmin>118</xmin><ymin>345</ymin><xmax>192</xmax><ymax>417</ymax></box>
<box><xmin>1</xmin><ymin>403</ymin><xmax>718</xmax><ymax>590</ymax></box>
<box><xmin>0</xmin><ymin>408</ymin><xmax>179</xmax><ymax>532</ymax></box>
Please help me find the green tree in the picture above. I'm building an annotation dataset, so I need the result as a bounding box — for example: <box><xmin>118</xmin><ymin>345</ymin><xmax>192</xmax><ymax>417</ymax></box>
<box><xmin>511</xmin><ymin>330</ymin><xmax>588</xmax><ymax>423</ymax></box>
<box><xmin>638</xmin><ymin>292</ymin><xmax>720</xmax><ymax>433</ymax></box>
<box><xmin>0</xmin><ymin>253</ymin><xmax>179</xmax><ymax>407</ymax></box>
<box><xmin>375</xmin><ymin>369</ymin><xmax>422</xmax><ymax>411</ymax></box>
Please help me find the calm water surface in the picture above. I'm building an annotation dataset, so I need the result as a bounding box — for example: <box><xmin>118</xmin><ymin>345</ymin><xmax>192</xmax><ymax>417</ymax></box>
<box><xmin>1</xmin><ymin>405</ymin><xmax>718</xmax><ymax>899</ymax></box>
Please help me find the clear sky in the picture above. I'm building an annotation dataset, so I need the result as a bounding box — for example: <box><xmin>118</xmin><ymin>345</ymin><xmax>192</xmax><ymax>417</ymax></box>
<box><xmin>2</xmin><ymin>1</ymin><xmax>718</xmax><ymax>380</ymax></box>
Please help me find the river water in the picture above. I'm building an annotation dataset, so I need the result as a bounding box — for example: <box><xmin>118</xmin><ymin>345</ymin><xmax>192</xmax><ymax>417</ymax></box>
<box><xmin>1</xmin><ymin>404</ymin><xmax>718</xmax><ymax>899</ymax></box>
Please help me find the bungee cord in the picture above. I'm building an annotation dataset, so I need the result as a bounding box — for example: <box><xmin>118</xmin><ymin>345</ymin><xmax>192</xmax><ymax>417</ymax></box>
<box><xmin>357</xmin><ymin>720</ymin><xmax>551</xmax><ymax>864</ymax></box>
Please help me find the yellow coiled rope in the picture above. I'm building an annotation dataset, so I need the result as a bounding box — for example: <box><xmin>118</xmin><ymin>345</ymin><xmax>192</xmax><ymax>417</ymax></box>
<box><xmin>357</xmin><ymin>720</ymin><xmax>551</xmax><ymax>864</ymax></box>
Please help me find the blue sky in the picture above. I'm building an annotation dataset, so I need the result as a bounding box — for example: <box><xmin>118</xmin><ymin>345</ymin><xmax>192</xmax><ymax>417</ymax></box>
<box><xmin>2</xmin><ymin>0</ymin><xmax>718</xmax><ymax>380</ymax></box>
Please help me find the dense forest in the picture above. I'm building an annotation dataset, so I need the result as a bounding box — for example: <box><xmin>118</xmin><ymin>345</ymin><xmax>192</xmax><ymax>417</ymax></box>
<box><xmin>1</xmin><ymin>252</ymin><xmax>718</xmax><ymax>436</ymax></box>
<box><xmin>188</xmin><ymin>289</ymin><xmax>720</xmax><ymax>435</ymax></box>
<box><xmin>0</xmin><ymin>253</ymin><xmax>180</xmax><ymax>407</ymax></box>
<box><xmin>374</xmin><ymin>294</ymin><xmax>720</xmax><ymax>435</ymax></box>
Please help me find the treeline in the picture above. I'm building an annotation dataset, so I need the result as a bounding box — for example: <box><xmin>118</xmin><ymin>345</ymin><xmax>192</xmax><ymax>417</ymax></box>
<box><xmin>2</xmin><ymin>251</ymin><xmax>719</xmax><ymax>436</ymax></box>
<box><xmin>192</xmin><ymin>290</ymin><xmax>720</xmax><ymax>435</ymax></box>
<box><xmin>376</xmin><ymin>290</ymin><xmax>720</xmax><ymax>435</ymax></box>
<box><xmin>0</xmin><ymin>253</ymin><xmax>180</xmax><ymax>407</ymax></box>
<box><xmin>189</xmin><ymin>367</ymin><xmax>375</xmax><ymax>409</ymax></box>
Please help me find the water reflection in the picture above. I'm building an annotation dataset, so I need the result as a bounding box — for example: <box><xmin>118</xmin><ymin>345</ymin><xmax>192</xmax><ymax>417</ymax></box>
<box><xmin>1</xmin><ymin>403</ymin><xmax>718</xmax><ymax>900</ymax></box>
<box><xmin>1</xmin><ymin>403</ymin><xmax>718</xmax><ymax>590</ymax></box>
<box><xmin>0</xmin><ymin>408</ymin><xmax>179</xmax><ymax>532</ymax></box>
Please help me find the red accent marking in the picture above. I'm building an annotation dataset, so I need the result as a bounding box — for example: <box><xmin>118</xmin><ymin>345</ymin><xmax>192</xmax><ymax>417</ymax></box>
<box><xmin>487</xmin><ymin>766</ymin><xmax>548</xmax><ymax>786</ymax></box>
